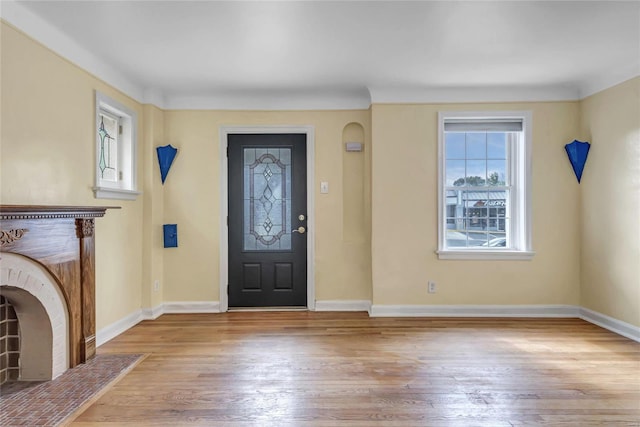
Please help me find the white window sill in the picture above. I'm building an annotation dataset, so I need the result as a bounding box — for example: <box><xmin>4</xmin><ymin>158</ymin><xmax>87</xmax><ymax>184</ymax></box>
<box><xmin>93</xmin><ymin>187</ymin><xmax>141</xmax><ymax>201</ymax></box>
<box><xmin>436</xmin><ymin>250</ymin><xmax>535</xmax><ymax>261</ymax></box>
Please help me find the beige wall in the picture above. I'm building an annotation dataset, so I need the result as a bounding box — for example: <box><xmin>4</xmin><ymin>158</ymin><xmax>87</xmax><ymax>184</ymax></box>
<box><xmin>161</xmin><ymin>110</ymin><xmax>372</xmax><ymax>303</ymax></box>
<box><xmin>2</xmin><ymin>19</ymin><xmax>637</xmax><ymax>332</ymax></box>
<box><xmin>141</xmin><ymin>105</ymin><xmax>165</xmax><ymax>310</ymax></box>
<box><xmin>1</xmin><ymin>22</ymin><xmax>144</xmax><ymax>329</ymax></box>
<box><xmin>0</xmin><ymin>21</ymin><xmax>374</xmax><ymax>325</ymax></box>
<box><xmin>371</xmin><ymin>102</ymin><xmax>582</xmax><ymax>306</ymax></box>
<box><xmin>580</xmin><ymin>77</ymin><xmax>640</xmax><ymax>327</ymax></box>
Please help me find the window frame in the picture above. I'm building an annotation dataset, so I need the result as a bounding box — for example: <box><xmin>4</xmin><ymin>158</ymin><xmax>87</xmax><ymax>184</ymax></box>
<box><xmin>437</xmin><ymin>111</ymin><xmax>534</xmax><ymax>260</ymax></box>
<box><xmin>93</xmin><ymin>91</ymin><xmax>140</xmax><ymax>201</ymax></box>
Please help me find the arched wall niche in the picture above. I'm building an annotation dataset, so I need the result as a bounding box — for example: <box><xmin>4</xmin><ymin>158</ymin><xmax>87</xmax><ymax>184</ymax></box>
<box><xmin>342</xmin><ymin>122</ymin><xmax>367</xmax><ymax>242</ymax></box>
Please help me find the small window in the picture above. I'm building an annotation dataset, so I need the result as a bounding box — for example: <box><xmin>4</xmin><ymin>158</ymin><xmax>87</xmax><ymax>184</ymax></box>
<box><xmin>437</xmin><ymin>111</ymin><xmax>534</xmax><ymax>260</ymax></box>
<box><xmin>94</xmin><ymin>91</ymin><xmax>140</xmax><ymax>200</ymax></box>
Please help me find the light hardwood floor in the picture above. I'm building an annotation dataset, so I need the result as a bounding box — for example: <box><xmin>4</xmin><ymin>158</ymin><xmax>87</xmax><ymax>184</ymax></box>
<box><xmin>71</xmin><ymin>312</ymin><xmax>640</xmax><ymax>426</ymax></box>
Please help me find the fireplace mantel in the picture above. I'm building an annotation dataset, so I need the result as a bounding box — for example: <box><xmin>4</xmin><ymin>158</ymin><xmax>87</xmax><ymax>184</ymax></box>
<box><xmin>0</xmin><ymin>205</ymin><xmax>117</xmax><ymax>220</ymax></box>
<box><xmin>0</xmin><ymin>205</ymin><xmax>119</xmax><ymax>368</ymax></box>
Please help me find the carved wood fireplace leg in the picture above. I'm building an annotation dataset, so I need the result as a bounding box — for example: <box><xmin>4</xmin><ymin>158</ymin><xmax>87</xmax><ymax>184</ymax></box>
<box><xmin>76</xmin><ymin>218</ymin><xmax>96</xmax><ymax>361</ymax></box>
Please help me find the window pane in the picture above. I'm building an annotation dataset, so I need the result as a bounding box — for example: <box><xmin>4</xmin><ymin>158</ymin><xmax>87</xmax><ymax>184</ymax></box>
<box><xmin>445</xmin><ymin>189</ymin><xmax>509</xmax><ymax>248</ymax></box>
<box><xmin>98</xmin><ymin>113</ymin><xmax>118</xmax><ymax>183</ymax></box>
<box><xmin>487</xmin><ymin>133</ymin><xmax>506</xmax><ymax>159</ymax></box>
<box><xmin>487</xmin><ymin>159</ymin><xmax>507</xmax><ymax>186</ymax></box>
<box><xmin>466</xmin><ymin>160</ymin><xmax>486</xmax><ymax>186</ymax></box>
<box><xmin>279</xmin><ymin>147</ymin><xmax>291</xmax><ymax>165</ymax></box>
<box><xmin>446</xmin><ymin>160</ymin><xmax>466</xmax><ymax>186</ymax></box>
<box><xmin>445</xmin><ymin>226</ymin><xmax>469</xmax><ymax>247</ymax></box>
<box><xmin>466</xmin><ymin>132</ymin><xmax>486</xmax><ymax>159</ymax></box>
<box><xmin>488</xmin><ymin>205</ymin><xmax>507</xmax><ymax>232</ymax></box>
<box><xmin>445</xmin><ymin>133</ymin><xmax>465</xmax><ymax>159</ymax></box>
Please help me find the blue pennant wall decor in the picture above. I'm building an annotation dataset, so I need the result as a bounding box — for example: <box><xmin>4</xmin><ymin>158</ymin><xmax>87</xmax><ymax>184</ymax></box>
<box><xmin>564</xmin><ymin>140</ymin><xmax>590</xmax><ymax>183</ymax></box>
<box><xmin>156</xmin><ymin>144</ymin><xmax>178</xmax><ymax>184</ymax></box>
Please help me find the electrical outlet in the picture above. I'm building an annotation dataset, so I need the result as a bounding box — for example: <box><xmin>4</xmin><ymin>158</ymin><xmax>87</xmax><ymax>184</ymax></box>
<box><xmin>154</xmin><ymin>280</ymin><xmax>160</xmax><ymax>292</ymax></box>
<box><xmin>428</xmin><ymin>281</ymin><xmax>436</xmax><ymax>294</ymax></box>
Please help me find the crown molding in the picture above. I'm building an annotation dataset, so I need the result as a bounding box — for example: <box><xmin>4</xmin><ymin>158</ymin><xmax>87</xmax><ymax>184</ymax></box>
<box><xmin>143</xmin><ymin>88</ymin><xmax>166</xmax><ymax>109</ymax></box>
<box><xmin>578</xmin><ymin>62</ymin><xmax>640</xmax><ymax>99</ymax></box>
<box><xmin>0</xmin><ymin>0</ymin><xmax>146</xmax><ymax>103</ymax></box>
<box><xmin>164</xmin><ymin>89</ymin><xmax>372</xmax><ymax>111</ymax></box>
<box><xmin>368</xmin><ymin>84</ymin><xmax>581</xmax><ymax>104</ymax></box>
<box><xmin>2</xmin><ymin>0</ymin><xmax>637</xmax><ymax>110</ymax></box>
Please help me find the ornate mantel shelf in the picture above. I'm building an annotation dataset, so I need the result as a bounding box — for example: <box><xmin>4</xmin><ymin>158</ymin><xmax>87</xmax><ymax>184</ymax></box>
<box><xmin>0</xmin><ymin>205</ymin><xmax>119</xmax><ymax>368</ymax></box>
<box><xmin>0</xmin><ymin>205</ymin><xmax>116</xmax><ymax>220</ymax></box>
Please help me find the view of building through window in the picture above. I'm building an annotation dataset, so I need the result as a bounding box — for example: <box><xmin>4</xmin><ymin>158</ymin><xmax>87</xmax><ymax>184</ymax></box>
<box><xmin>444</xmin><ymin>130</ymin><xmax>513</xmax><ymax>248</ymax></box>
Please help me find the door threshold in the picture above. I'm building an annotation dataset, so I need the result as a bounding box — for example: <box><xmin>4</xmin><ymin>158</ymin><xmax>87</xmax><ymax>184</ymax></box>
<box><xmin>227</xmin><ymin>306</ymin><xmax>308</xmax><ymax>312</ymax></box>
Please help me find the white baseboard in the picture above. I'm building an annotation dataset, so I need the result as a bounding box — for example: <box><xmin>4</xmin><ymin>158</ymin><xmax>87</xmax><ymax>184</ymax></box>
<box><xmin>96</xmin><ymin>302</ymin><xmax>220</xmax><ymax>347</ymax></box>
<box><xmin>96</xmin><ymin>310</ymin><xmax>144</xmax><ymax>347</ymax></box>
<box><xmin>97</xmin><ymin>303</ymin><xmax>639</xmax><ymax>348</ymax></box>
<box><xmin>141</xmin><ymin>302</ymin><xmax>221</xmax><ymax>317</ymax></box>
<box><xmin>141</xmin><ymin>304</ymin><xmax>164</xmax><ymax>320</ymax></box>
<box><xmin>314</xmin><ymin>300</ymin><xmax>372</xmax><ymax>312</ymax></box>
<box><xmin>580</xmin><ymin>307</ymin><xmax>640</xmax><ymax>342</ymax></box>
<box><xmin>369</xmin><ymin>304</ymin><xmax>580</xmax><ymax>318</ymax></box>
<box><xmin>162</xmin><ymin>301</ymin><xmax>221</xmax><ymax>314</ymax></box>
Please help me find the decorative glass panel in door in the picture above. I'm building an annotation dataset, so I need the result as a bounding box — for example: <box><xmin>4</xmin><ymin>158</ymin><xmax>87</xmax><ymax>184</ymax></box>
<box><xmin>243</xmin><ymin>148</ymin><xmax>292</xmax><ymax>251</ymax></box>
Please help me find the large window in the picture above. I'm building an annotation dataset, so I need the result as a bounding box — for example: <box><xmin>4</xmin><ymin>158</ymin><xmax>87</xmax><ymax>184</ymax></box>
<box><xmin>437</xmin><ymin>111</ymin><xmax>533</xmax><ymax>260</ymax></box>
<box><xmin>94</xmin><ymin>91</ymin><xmax>140</xmax><ymax>200</ymax></box>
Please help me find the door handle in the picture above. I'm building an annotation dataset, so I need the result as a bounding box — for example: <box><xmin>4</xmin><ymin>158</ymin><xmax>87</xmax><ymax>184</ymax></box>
<box><xmin>292</xmin><ymin>226</ymin><xmax>306</xmax><ymax>234</ymax></box>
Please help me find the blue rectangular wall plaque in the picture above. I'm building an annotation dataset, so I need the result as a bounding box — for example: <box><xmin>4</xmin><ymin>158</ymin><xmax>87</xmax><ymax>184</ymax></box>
<box><xmin>163</xmin><ymin>224</ymin><xmax>178</xmax><ymax>248</ymax></box>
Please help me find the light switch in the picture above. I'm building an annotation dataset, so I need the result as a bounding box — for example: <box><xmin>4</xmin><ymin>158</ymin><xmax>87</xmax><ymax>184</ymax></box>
<box><xmin>320</xmin><ymin>181</ymin><xmax>329</xmax><ymax>194</ymax></box>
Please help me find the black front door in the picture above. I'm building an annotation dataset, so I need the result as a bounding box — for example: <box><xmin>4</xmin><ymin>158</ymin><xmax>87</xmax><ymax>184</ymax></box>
<box><xmin>228</xmin><ymin>134</ymin><xmax>307</xmax><ymax>307</ymax></box>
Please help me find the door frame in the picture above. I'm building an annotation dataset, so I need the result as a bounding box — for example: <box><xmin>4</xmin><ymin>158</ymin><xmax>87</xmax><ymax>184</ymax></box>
<box><xmin>219</xmin><ymin>125</ymin><xmax>315</xmax><ymax>312</ymax></box>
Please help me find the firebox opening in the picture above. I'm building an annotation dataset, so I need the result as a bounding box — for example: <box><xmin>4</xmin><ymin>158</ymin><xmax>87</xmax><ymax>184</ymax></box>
<box><xmin>0</xmin><ymin>296</ymin><xmax>20</xmax><ymax>384</ymax></box>
<box><xmin>0</xmin><ymin>253</ymin><xmax>70</xmax><ymax>381</ymax></box>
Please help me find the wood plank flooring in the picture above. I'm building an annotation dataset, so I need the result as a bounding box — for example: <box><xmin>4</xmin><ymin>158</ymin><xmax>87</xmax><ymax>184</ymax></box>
<box><xmin>70</xmin><ymin>312</ymin><xmax>640</xmax><ymax>426</ymax></box>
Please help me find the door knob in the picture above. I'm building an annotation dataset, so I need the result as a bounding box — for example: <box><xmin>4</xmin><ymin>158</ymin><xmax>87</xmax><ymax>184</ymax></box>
<box><xmin>292</xmin><ymin>226</ymin><xmax>306</xmax><ymax>234</ymax></box>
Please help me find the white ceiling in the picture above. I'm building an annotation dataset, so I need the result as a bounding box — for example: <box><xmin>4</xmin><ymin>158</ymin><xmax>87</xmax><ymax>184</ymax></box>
<box><xmin>3</xmin><ymin>0</ymin><xmax>639</xmax><ymax>109</ymax></box>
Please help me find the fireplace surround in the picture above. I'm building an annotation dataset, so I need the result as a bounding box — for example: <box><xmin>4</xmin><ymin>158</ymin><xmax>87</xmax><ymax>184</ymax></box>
<box><xmin>0</xmin><ymin>205</ymin><xmax>115</xmax><ymax>381</ymax></box>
